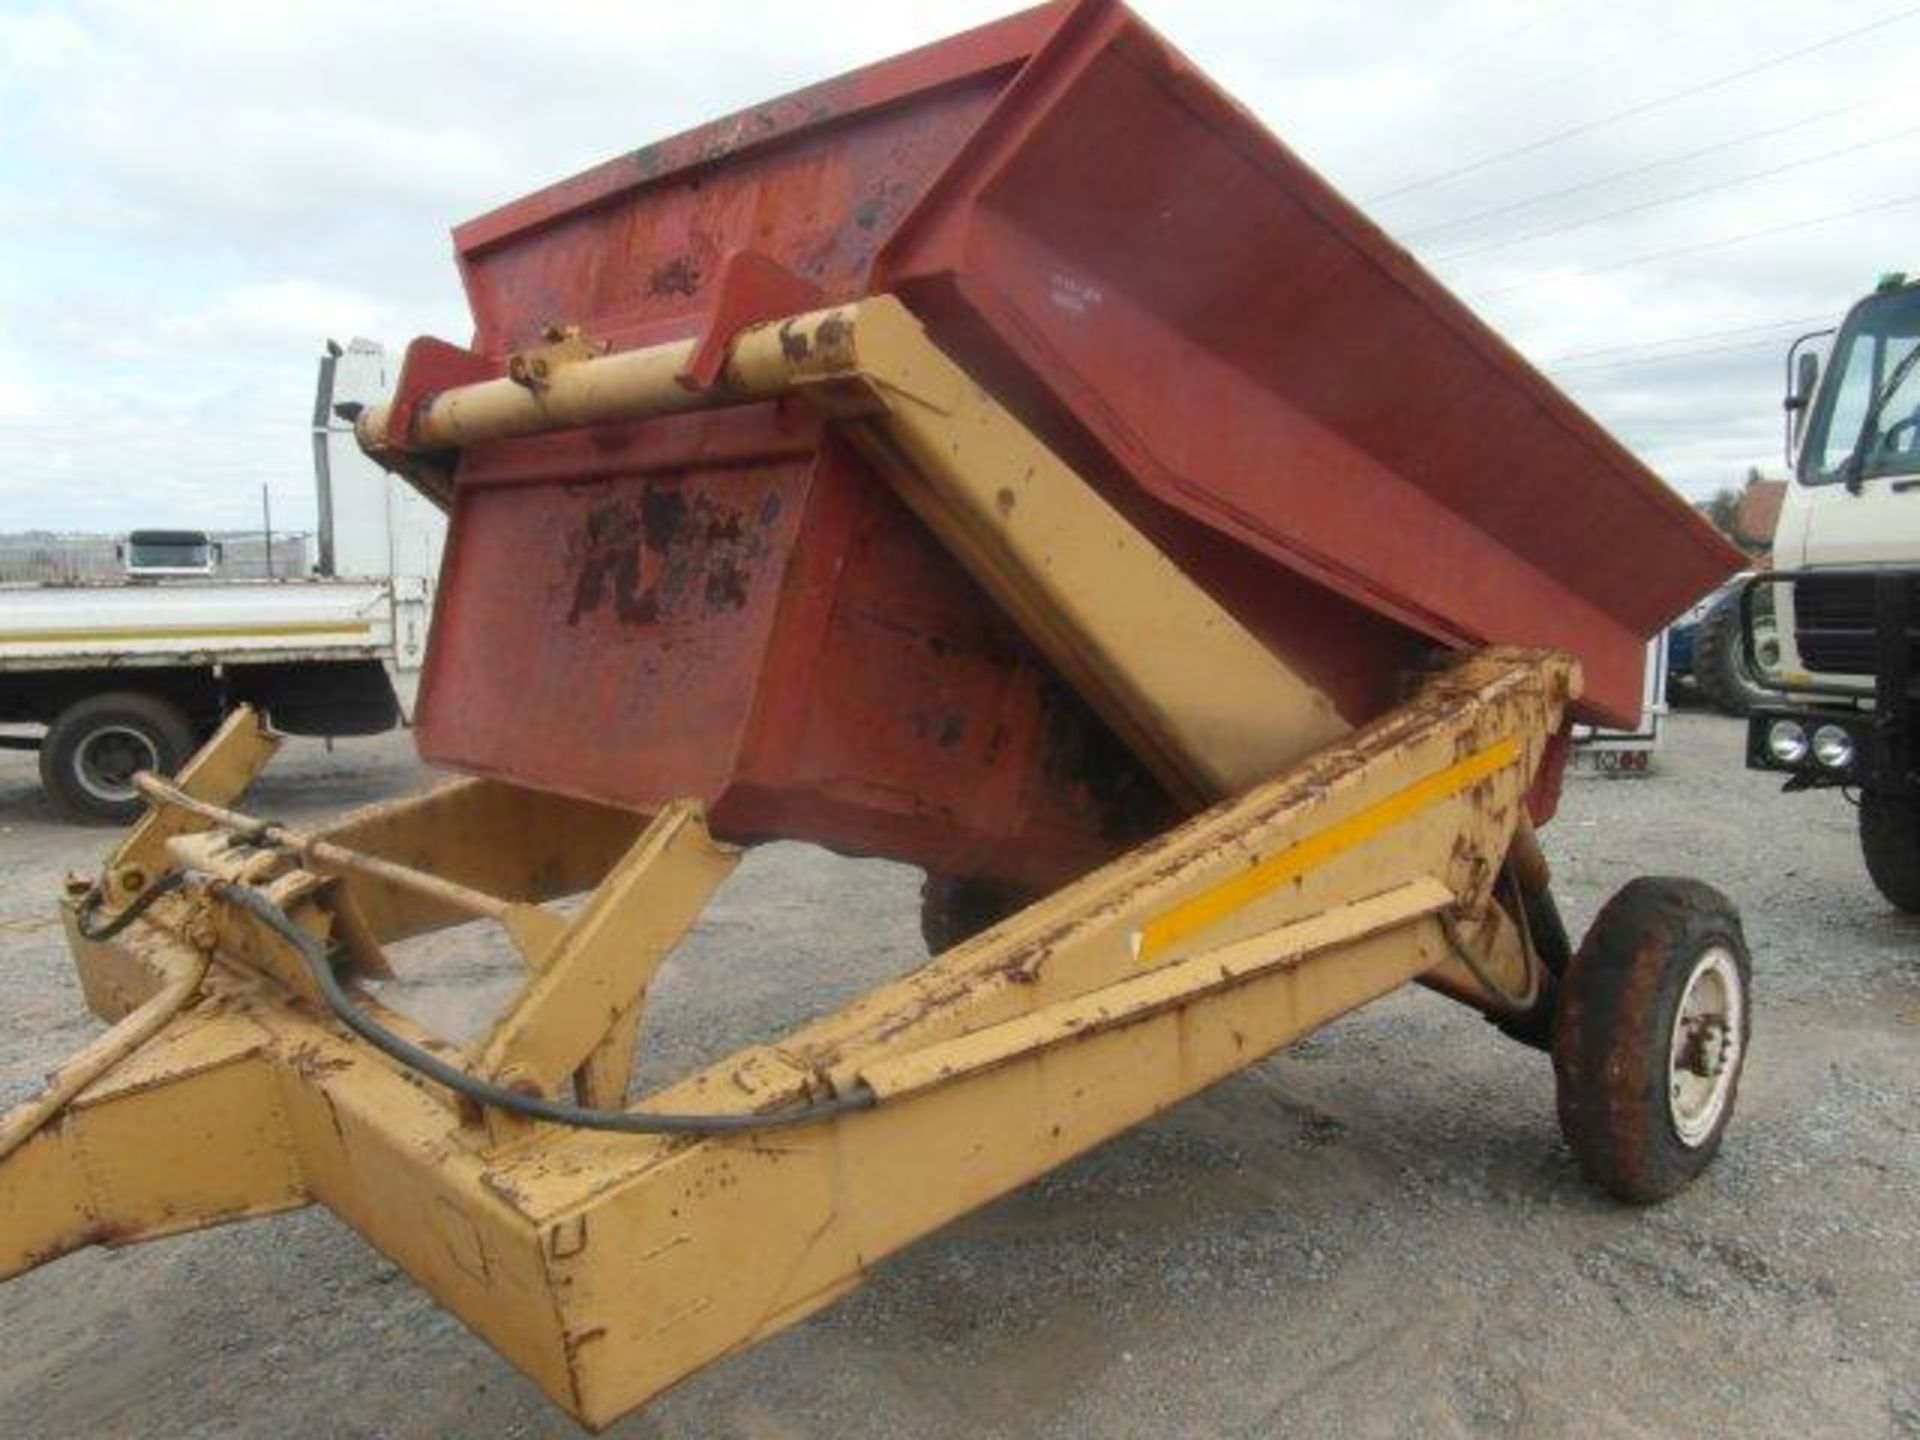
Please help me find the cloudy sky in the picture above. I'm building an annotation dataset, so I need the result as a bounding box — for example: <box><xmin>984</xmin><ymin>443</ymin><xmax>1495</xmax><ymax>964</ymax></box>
<box><xmin>1</xmin><ymin>0</ymin><xmax>1915</xmax><ymax>533</ymax></box>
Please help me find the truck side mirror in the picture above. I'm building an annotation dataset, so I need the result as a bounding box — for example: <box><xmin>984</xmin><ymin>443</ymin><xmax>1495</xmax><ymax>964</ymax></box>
<box><xmin>1793</xmin><ymin>351</ymin><xmax>1819</xmax><ymax>410</ymax></box>
<box><xmin>1784</xmin><ymin>344</ymin><xmax>1822</xmax><ymax>464</ymax></box>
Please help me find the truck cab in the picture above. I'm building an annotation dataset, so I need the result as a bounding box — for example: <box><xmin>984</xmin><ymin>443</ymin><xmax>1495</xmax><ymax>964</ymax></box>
<box><xmin>1780</xmin><ymin>276</ymin><xmax>1920</xmax><ymax>588</ymax></box>
<box><xmin>1744</xmin><ymin>274</ymin><xmax>1920</xmax><ymax>906</ymax></box>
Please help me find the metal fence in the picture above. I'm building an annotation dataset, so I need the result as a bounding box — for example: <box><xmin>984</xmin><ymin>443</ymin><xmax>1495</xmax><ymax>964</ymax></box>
<box><xmin>0</xmin><ymin>533</ymin><xmax>315</xmax><ymax>585</ymax></box>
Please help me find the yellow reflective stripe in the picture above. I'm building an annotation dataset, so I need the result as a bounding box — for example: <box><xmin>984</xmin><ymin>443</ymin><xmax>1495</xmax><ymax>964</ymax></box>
<box><xmin>0</xmin><ymin>621</ymin><xmax>374</xmax><ymax>645</ymax></box>
<box><xmin>1136</xmin><ymin>736</ymin><xmax>1521</xmax><ymax>962</ymax></box>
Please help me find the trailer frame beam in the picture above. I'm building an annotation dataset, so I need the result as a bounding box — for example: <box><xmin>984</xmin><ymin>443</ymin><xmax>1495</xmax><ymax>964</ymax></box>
<box><xmin>0</xmin><ymin>645</ymin><xmax>1571</xmax><ymax>1428</ymax></box>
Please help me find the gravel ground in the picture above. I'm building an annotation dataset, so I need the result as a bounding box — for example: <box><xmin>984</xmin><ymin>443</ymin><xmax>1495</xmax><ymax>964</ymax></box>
<box><xmin>0</xmin><ymin>708</ymin><xmax>1915</xmax><ymax>1438</ymax></box>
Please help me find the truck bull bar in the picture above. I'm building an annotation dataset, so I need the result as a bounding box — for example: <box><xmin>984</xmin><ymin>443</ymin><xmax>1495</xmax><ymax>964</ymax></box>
<box><xmin>1738</xmin><ymin>567</ymin><xmax>1920</xmax><ymax>797</ymax></box>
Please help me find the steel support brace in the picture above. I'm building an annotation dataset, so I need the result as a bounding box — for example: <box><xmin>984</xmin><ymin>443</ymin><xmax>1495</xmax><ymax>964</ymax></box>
<box><xmin>472</xmin><ymin>800</ymin><xmax>739</xmax><ymax>1111</ymax></box>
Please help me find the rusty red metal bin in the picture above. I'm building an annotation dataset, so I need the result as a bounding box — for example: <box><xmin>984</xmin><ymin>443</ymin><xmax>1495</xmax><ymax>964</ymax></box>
<box><xmin>406</xmin><ymin>0</ymin><xmax>1739</xmax><ymax>889</ymax></box>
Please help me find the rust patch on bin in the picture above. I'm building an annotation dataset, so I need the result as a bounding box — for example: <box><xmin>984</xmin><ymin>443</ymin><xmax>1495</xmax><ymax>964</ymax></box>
<box><xmin>565</xmin><ymin>486</ymin><xmax>771</xmax><ymax>629</ymax></box>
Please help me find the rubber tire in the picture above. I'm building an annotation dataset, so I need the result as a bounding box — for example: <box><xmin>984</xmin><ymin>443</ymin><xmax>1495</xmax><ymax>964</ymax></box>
<box><xmin>920</xmin><ymin>874</ymin><xmax>1029</xmax><ymax>954</ymax></box>
<box><xmin>1552</xmin><ymin>877</ymin><xmax>1750</xmax><ymax>1204</ymax></box>
<box><xmin>1692</xmin><ymin>591</ymin><xmax>1767</xmax><ymax>717</ymax></box>
<box><xmin>39</xmin><ymin>691</ymin><xmax>195</xmax><ymax>825</ymax></box>
<box><xmin>1859</xmin><ymin>792</ymin><xmax>1920</xmax><ymax>914</ymax></box>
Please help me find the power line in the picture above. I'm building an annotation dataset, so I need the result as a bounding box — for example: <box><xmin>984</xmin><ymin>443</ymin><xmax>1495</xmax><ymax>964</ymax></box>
<box><xmin>1548</xmin><ymin>334</ymin><xmax>1806</xmax><ymax>376</ymax></box>
<box><xmin>1430</xmin><ymin>123</ymin><xmax>1920</xmax><ymax>261</ymax></box>
<box><xmin>1363</xmin><ymin>4</ymin><xmax>1920</xmax><ymax>204</ymax></box>
<box><xmin>1323</xmin><ymin>0</ymin><xmax>1745</xmax><ymax>174</ymax></box>
<box><xmin>1401</xmin><ymin>99</ymin><xmax>1875</xmax><ymax>241</ymax></box>
<box><xmin>1422</xmin><ymin>0</ymin><xmax>1594</xmax><ymax>78</ymax></box>
<box><xmin>1471</xmin><ymin>193</ymin><xmax>1920</xmax><ymax>300</ymax></box>
<box><xmin>1544</xmin><ymin>315</ymin><xmax>1833</xmax><ymax>365</ymax></box>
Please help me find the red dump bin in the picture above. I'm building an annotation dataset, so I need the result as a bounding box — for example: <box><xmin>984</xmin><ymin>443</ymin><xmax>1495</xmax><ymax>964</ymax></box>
<box><xmin>413</xmin><ymin>0</ymin><xmax>1739</xmax><ymax>890</ymax></box>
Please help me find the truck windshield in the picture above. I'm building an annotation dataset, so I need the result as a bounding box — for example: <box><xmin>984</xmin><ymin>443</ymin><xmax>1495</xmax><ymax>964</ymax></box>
<box><xmin>1802</xmin><ymin>285</ymin><xmax>1920</xmax><ymax>486</ymax></box>
<box><xmin>125</xmin><ymin>533</ymin><xmax>213</xmax><ymax>570</ymax></box>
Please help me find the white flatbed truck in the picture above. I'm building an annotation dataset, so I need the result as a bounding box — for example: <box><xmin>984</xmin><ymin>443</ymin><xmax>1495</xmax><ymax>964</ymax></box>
<box><xmin>0</xmin><ymin>340</ymin><xmax>444</xmax><ymax>821</ymax></box>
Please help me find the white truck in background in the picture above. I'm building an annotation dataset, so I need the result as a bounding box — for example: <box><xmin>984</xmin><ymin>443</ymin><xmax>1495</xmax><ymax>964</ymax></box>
<box><xmin>0</xmin><ymin>340</ymin><xmax>445</xmax><ymax>822</ymax></box>
<box><xmin>1741</xmin><ymin>273</ymin><xmax>1920</xmax><ymax>908</ymax></box>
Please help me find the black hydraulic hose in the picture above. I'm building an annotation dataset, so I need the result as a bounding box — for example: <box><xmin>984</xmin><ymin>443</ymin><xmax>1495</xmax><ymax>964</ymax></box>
<box><xmin>207</xmin><ymin>877</ymin><xmax>875</xmax><ymax>1135</ymax></box>
<box><xmin>1437</xmin><ymin>869</ymin><xmax>1546</xmax><ymax>1013</ymax></box>
<box><xmin>74</xmin><ymin>871</ymin><xmax>190</xmax><ymax>941</ymax></box>
<box><xmin>1518</xmin><ymin>877</ymin><xmax>1572</xmax><ymax>977</ymax></box>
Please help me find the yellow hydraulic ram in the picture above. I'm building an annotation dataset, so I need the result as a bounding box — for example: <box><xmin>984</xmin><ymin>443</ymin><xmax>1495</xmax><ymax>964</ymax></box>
<box><xmin>0</xmin><ymin>300</ymin><xmax>1749</xmax><ymax>1430</ymax></box>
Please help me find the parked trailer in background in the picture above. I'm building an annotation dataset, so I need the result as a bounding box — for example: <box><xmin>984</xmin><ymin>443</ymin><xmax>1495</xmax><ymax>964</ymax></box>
<box><xmin>0</xmin><ymin>3</ymin><xmax>1748</xmax><ymax>1429</ymax></box>
<box><xmin>1573</xmin><ymin>635</ymin><xmax>1668</xmax><ymax>775</ymax></box>
<box><xmin>0</xmin><ymin>341</ymin><xmax>444</xmax><ymax>821</ymax></box>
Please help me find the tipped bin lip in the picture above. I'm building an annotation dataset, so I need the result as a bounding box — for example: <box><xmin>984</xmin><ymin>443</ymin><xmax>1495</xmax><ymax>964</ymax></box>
<box><xmin>453</xmin><ymin>1</ymin><xmax>1069</xmax><ymax>261</ymax></box>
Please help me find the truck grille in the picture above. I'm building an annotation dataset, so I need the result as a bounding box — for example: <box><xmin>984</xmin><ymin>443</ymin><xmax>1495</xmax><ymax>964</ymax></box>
<box><xmin>1792</xmin><ymin>573</ymin><xmax>1920</xmax><ymax>676</ymax></box>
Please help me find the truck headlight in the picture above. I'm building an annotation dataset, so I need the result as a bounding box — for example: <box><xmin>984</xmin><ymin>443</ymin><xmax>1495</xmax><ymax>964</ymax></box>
<box><xmin>1766</xmin><ymin>719</ymin><xmax>1809</xmax><ymax>764</ymax></box>
<box><xmin>1812</xmin><ymin>724</ymin><xmax>1855</xmax><ymax>770</ymax></box>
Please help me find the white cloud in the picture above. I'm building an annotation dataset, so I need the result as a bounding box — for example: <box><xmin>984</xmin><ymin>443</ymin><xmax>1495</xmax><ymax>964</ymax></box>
<box><xmin>159</xmin><ymin>280</ymin><xmax>391</xmax><ymax>349</ymax></box>
<box><xmin>0</xmin><ymin>6</ymin><xmax>88</xmax><ymax>71</ymax></box>
<box><xmin>0</xmin><ymin>369</ymin><xmax>44</xmax><ymax>421</ymax></box>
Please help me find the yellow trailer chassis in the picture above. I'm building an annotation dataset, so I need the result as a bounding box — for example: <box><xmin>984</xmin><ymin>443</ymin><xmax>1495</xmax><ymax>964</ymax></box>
<box><xmin>0</xmin><ymin>301</ymin><xmax>1748</xmax><ymax>1430</ymax></box>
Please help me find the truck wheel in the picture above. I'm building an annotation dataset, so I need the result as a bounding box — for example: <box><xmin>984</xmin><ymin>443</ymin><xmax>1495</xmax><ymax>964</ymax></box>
<box><xmin>39</xmin><ymin>692</ymin><xmax>195</xmax><ymax>824</ymax></box>
<box><xmin>920</xmin><ymin>874</ymin><xmax>1029</xmax><ymax>954</ymax></box>
<box><xmin>1693</xmin><ymin>591</ymin><xmax>1773</xmax><ymax>717</ymax></box>
<box><xmin>1551</xmin><ymin>877</ymin><xmax>1750</xmax><ymax>1204</ymax></box>
<box><xmin>1859</xmin><ymin>793</ymin><xmax>1920</xmax><ymax>913</ymax></box>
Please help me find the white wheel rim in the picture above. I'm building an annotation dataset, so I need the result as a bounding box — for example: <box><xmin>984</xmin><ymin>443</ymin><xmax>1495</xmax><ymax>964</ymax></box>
<box><xmin>72</xmin><ymin>725</ymin><xmax>158</xmax><ymax>804</ymax></box>
<box><xmin>1668</xmin><ymin>946</ymin><xmax>1744</xmax><ymax>1148</ymax></box>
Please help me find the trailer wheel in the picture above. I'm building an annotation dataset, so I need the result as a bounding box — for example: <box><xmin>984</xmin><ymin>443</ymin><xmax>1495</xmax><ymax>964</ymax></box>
<box><xmin>1551</xmin><ymin>877</ymin><xmax>1750</xmax><ymax>1203</ymax></box>
<box><xmin>920</xmin><ymin>874</ymin><xmax>1029</xmax><ymax>954</ymax></box>
<box><xmin>40</xmin><ymin>691</ymin><xmax>194</xmax><ymax>824</ymax></box>
<box><xmin>1858</xmin><ymin>793</ymin><xmax>1920</xmax><ymax>914</ymax></box>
